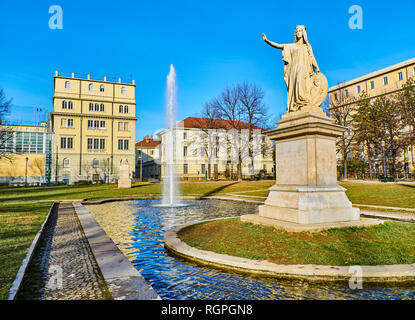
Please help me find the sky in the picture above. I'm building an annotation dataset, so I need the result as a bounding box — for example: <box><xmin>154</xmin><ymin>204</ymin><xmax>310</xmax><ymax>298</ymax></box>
<box><xmin>0</xmin><ymin>0</ymin><xmax>414</xmax><ymax>141</ymax></box>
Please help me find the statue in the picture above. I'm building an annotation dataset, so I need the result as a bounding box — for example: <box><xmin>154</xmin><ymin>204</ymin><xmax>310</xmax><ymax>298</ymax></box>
<box><xmin>118</xmin><ymin>159</ymin><xmax>131</xmax><ymax>188</ymax></box>
<box><xmin>262</xmin><ymin>25</ymin><xmax>328</xmax><ymax>113</ymax></box>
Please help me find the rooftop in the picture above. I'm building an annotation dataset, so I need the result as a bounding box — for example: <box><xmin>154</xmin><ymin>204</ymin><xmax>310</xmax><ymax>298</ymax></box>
<box><xmin>135</xmin><ymin>136</ymin><xmax>160</xmax><ymax>148</ymax></box>
<box><xmin>178</xmin><ymin>117</ymin><xmax>264</xmax><ymax>130</ymax></box>
<box><xmin>54</xmin><ymin>70</ymin><xmax>135</xmax><ymax>85</ymax></box>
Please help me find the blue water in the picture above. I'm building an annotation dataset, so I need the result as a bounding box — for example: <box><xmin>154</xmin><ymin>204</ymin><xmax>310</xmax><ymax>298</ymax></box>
<box><xmin>125</xmin><ymin>199</ymin><xmax>415</xmax><ymax>300</ymax></box>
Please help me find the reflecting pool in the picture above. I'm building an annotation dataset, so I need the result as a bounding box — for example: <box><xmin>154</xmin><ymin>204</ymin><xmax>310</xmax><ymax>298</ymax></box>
<box><xmin>125</xmin><ymin>199</ymin><xmax>415</xmax><ymax>300</ymax></box>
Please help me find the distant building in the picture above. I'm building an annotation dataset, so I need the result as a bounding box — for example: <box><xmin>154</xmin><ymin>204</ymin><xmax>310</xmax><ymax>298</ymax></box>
<box><xmin>135</xmin><ymin>136</ymin><xmax>161</xmax><ymax>180</ymax></box>
<box><xmin>157</xmin><ymin>117</ymin><xmax>274</xmax><ymax>180</ymax></box>
<box><xmin>0</xmin><ymin>122</ymin><xmax>53</xmax><ymax>185</ymax></box>
<box><xmin>51</xmin><ymin>71</ymin><xmax>137</xmax><ymax>184</ymax></box>
<box><xmin>328</xmin><ymin>57</ymin><xmax>415</xmax><ymax>175</ymax></box>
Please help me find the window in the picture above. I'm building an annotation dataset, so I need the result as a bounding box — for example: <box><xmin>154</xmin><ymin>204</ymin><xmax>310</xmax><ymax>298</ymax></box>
<box><xmin>92</xmin><ymin>159</ymin><xmax>100</xmax><ymax>168</ymax></box>
<box><xmin>383</xmin><ymin>76</ymin><xmax>388</xmax><ymax>85</ymax></box>
<box><xmin>60</xmin><ymin>137</ymin><xmax>73</xmax><ymax>149</ymax></box>
<box><xmin>183</xmin><ymin>132</ymin><xmax>187</xmax><ymax>139</ymax></box>
<box><xmin>264</xmin><ymin>164</ymin><xmax>267</xmax><ymax>171</ymax></box>
<box><xmin>100</xmin><ymin>104</ymin><xmax>105</xmax><ymax>112</ymax></box>
<box><xmin>95</xmin><ymin>103</ymin><xmax>99</xmax><ymax>111</ymax></box>
<box><xmin>124</xmin><ymin>105</ymin><xmax>129</xmax><ymax>113</ymax></box>
<box><xmin>121</xmin><ymin>87</ymin><xmax>127</xmax><ymax>94</ymax></box>
<box><xmin>334</xmin><ymin>93</ymin><xmax>338</xmax><ymax>100</ymax></box>
<box><xmin>201</xmin><ymin>164</ymin><xmax>206</xmax><ymax>174</ymax></box>
<box><xmin>62</xmin><ymin>101</ymin><xmax>68</xmax><ymax>109</ymax></box>
<box><xmin>370</xmin><ymin>81</ymin><xmax>375</xmax><ymax>89</ymax></box>
<box><xmin>100</xmin><ymin>139</ymin><xmax>105</xmax><ymax>150</ymax></box>
<box><xmin>89</xmin><ymin>103</ymin><xmax>94</xmax><ymax>111</ymax></box>
<box><xmin>63</xmin><ymin>158</ymin><xmax>70</xmax><ymax>168</ymax></box>
<box><xmin>119</xmin><ymin>105</ymin><xmax>124</xmax><ymax>113</ymax></box>
<box><xmin>356</xmin><ymin>85</ymin><xmax>361</xmax><ymax>93</ymax></box>
<box><xmin>65</xmin><ymin>81</ymin><xmax>71</xmax><ymax>89</ymax></box>
<box><xmin>184</xmin><ymin>146</ymin><xmax>188</xmax><ymax>157</ymax></box>
<box><xmin>183</xmin><ymin>164</ymin><xmax>188</xmax><ymax>174</ymax></box>
<box><xmin>398</xmin><ymin>71</ymin><xmax>404</xmax><ymax>81</ymax></box>
<box><xmin>68</xmin><ymin>101</ymin><xmax>73</xmax><ymax>109</ymax></box>
<box><xmin>413</xmin><ymin>67</ymin><xmax>415</xmax><ymax>76</ymax></box>
<box><xmin>214</xmin><ymin>164</ymin><xmax>218</xmax><ymax>173</ymax></box>
<box><xmin>345</xmin><ymin>89</ymin><xmax>349</xmax><ymax>97</ymax></box>
<box><xmin>61</xmin><ymin>118</ymin><xmax>74</xmax><ymax>128</ymax></box>
<box><xmin>100</xmin><ymin>85</ymin><xmax>105</xmax><ymax>92</ymax></box>
<box><xmin>118</xmin><ymin>122</ymin><xmax>129</xmax><ymax>131</ymax></box>
<box><xmin>89</xmin><ymin>83</ymin><xmax>94</xmax><ymax>91</ymax></box>
<box><xmin>88</xmin><ymin>120</ymin><xmax>105</xmax><ymax>129</ymax></box>
<box><xmin>118</xmin><ymin>139</ymin><xmax>129</xmax><ymax>150</ymax></box>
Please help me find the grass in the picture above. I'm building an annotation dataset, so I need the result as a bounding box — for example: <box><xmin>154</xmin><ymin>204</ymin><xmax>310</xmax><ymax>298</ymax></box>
<box><xmin>178</xmin><ymin>218</ymin><xmax>415</xmax><ymax>266</ymax></box>
<box><xmin>340</xmin><ymin>182</ymin><xmax>415</xmax><ymax>209</ymax></box>
<box><xmin>0</xmin><ymin>201</ymin><xmax>52</xmax><ymax>300</ymax></box>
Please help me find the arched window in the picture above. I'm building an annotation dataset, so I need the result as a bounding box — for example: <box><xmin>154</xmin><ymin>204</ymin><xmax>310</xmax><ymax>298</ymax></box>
<box><xmin>92</xmin><ymin>158</ymin><xmax>100</xmax><ymax>168</ymax></box>
<box><xmin>100</xmin><ymin>85</ymin><xmax>105</xmax><ymax>92</ymax></box>
<box><xmin>63</xmin><ymin>158</ymin><xmax>70</xmax><ymax>168</ymax></box>
<box><xmin>121</xmin><ymin>87</ymin><xmax>127</xmax><ymax>94</ymax></box>
<box><xmin>88</xmin><ymin>83</ymin><xmax>94</xmax><ymax>91</ymax></box>
<box><xmin>124</xmin><ymin>105</ymin><xmax>129</xmax><ymax>113</ymax></box>
<box><xmin>119</xmin><ymin>105</ymin><xmax>124</xmax><ymax>113</ymax></box>
<box><xmin>89</xmin><ymin>103</ymin><xmax>94</xmax><ymax>111</ymax></box>
<box><xmin>62</xmin><ymin>101</ymin><xmax>67</xmax><ymax>109</ymax></box>
<box><xmin>68</xmin><ymin>101</ymin><xmax>73</xmax><ymax>109</ymax></box>
<box><xmin>65</xmin><ymin>81</ymin><xmax>71</xmax><ymax>89</ymax></box>
<box><xmin>100</xmin><ymin>104</ymin><xmax>105</xmax><ymax>112</ymax></box>
<box><xmin>95</xmin><ymin>103</ymin><xmax>99</xmax><ymax>111</ymax></box>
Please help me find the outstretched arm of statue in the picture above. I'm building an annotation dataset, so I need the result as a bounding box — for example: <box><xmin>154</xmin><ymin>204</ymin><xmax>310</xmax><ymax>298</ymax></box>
<box><xmin>262</xmin><ymin>33</ymin><xmax>284</xmax><ymax>50</ymax></box>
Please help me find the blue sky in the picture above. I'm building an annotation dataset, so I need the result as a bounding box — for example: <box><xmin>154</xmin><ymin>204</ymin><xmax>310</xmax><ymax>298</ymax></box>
<box><xmin>0</xmin><ymin>0</ymin><xmax>414</xmax><ymax>140</ymax></box>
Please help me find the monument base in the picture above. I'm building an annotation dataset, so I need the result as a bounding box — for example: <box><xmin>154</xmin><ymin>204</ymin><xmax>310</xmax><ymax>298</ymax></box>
<box><xmin>258</xmin><ymin>185</ymin><xmax>359</xmax><ymax>224</ymax></box>
<box><xmin>118</xmin><ymin>178</ymin><xmax>131</xmax><ymax>189</ymax></box>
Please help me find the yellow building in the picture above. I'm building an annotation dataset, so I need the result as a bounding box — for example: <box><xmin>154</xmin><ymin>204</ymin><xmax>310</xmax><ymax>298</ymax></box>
<box><xmin>0</xmin><ymin>122</ymin><xmax>53</xmax><ymax>185</ymax></box>
<box><xmin>51</xmin><ymin>71</ymin><xmax>137</xmax><ymax>184</ymax></box>
<box><xmin>328</xmin><ymin>57</ymin><xmax>415</xmax><ymax>175</ymax></box>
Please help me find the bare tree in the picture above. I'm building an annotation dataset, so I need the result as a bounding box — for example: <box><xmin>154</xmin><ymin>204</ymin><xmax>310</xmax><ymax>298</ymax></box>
<box><xmin>0</xmin><ymin>89</ymin><xmax>13</xmax><ymax>160</ymax></box>
<box><xmin>31</xmin><ymin>157</ymin><xmax>45</xmax><ymax>183</ymax></box>
<box><xmin>328</xmin><ymin>90</ymin><xmax>357</xmax><ymax>180</ymax></box>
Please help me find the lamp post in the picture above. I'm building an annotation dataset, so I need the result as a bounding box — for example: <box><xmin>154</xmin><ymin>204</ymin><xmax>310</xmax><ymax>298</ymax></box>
<box><xmin>381</xmin><ymin>140</ymin><xmax>386</xmax><ymax>179</ymax></box>
<box><xmin>140</xmin><ymin>148</ymin><xmax>143</xmax><ymax>182</ymax></box>
<box><xmin>25</xmin><ymin>157</ymin><xmax>28</xmax><ymax>187</ymax></box>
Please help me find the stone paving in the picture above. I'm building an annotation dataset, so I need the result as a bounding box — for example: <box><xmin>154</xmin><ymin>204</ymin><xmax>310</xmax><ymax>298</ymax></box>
<box><xmin>16</xmin><ymin>203</ymin><xmax>111</xmax><ymax>300</ymax></box>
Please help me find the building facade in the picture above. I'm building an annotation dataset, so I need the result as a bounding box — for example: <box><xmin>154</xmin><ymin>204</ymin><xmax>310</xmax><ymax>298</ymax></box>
<box><xmin>0</xmin><ymin>122</ymin><xmax>53</xmax><ymax>185</ymax></box>
<box><xmin>328</xmin><ymin>57</ymin><xmax>415</xmax><ymax>176</ymax></box>
<box><xmin>158</xmin><ymin>117</ymin><xmax>275</xmax><ymax>180</ymax></box>
<box><xmin>135</xmin><ymin>136</ymin><xmax>161</xmax><ymax>180</ymax></box>
<box><xmin>51</xmin><ymin>71</ymin><xmax>137</xmax><ymax>184</ymax></box>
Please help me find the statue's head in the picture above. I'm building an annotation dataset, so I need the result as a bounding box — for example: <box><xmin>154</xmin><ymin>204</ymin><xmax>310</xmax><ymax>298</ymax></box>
<box><xmin>294</xmin><ymin>25</ymin><xmax>308</xmax><ymax>44</ymax></box>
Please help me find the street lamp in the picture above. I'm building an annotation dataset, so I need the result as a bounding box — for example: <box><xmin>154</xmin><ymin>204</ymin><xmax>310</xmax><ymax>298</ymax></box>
<box><xmin>25</xmin><ymin>157</ymin><xmax>28</xmax><ymax>187</ymax></box>
<box><xmin>381</xmin><ymin>140</ymin><xmax>386</xmax><ymax>179</ymax></box>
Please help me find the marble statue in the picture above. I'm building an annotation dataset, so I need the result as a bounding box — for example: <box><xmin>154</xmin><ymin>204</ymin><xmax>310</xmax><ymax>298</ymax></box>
<box><xmin>262</xmin><ymin>25</ymin><xmax>328</xmax><ymax>113</ymax></box>
<box><xmin>118</xmin><ymin>159</ymin><xmax>131</xmax><ymax>188</ymax></box>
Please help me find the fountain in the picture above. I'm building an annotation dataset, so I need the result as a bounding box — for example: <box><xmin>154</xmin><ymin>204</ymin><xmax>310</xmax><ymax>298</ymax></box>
<box><xmin>156</xmin><ymin>65</ymin><xmax>185</xmax><ymax>207</ymax></box>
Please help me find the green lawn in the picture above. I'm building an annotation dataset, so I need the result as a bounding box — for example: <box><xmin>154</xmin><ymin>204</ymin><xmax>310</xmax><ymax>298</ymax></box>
<box><xmin>0</xmin><ymin>201</ymin><xmax>52</xmax><ymax>300</ymax></box>
<box><xmin>179</xmin><ymin>218</ymin><xmax>415</xmax><ymax>265</ymax></box>
<box><xmin>341</xmin><ymin>182</ymin><xmax>415</xmax><ymax>209</ymax></box>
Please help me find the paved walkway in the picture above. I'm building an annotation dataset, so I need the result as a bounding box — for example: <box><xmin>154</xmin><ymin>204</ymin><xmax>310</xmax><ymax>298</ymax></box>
<box><xmin>16</xmin><ymin>203</ymin><xmax>111</xmax><ymax>300</ymax></box>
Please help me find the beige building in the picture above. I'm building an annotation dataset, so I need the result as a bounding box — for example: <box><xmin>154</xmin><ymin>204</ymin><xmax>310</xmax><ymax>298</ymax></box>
<box><xmin>51</xmin><ymin>71</ymin><xmax>137</xmax><ymax>184</ymax></box>
<box><xmin>0</xmin><ymin>122</ymin><xmax>53</xmax><ymax>185</ymax></box>
<box><xmin>158</xmin><ymin>117</ymin><xmax>275</xmax><ymax>180</ymax></box>
<box><xmin>328</xmin><ymin>57</ymin><xmax>415</xmax><ymax>175</ymax></box>
<box><xmin>135</xmin><ymin>136</ymin><xmax>161</xmax><ymax>180</ymax></box>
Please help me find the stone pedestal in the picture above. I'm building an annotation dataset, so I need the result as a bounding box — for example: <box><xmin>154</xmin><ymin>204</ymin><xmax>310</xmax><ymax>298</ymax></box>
<box><xmin>118</xmin><ymin>159</ymin><xmax>131</xmax><ymax>189</ymax></box>
<box><xmin>241</xmin><ymin>111</ymin><xmax>370</xmax><ymax>231</ymax></box>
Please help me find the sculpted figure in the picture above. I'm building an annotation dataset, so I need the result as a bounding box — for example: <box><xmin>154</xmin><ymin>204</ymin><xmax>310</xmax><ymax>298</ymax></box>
<box><xmin>262</xmin><ymin>25</ymin><xmax>328</xmax><ymax>113</ymax></box>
